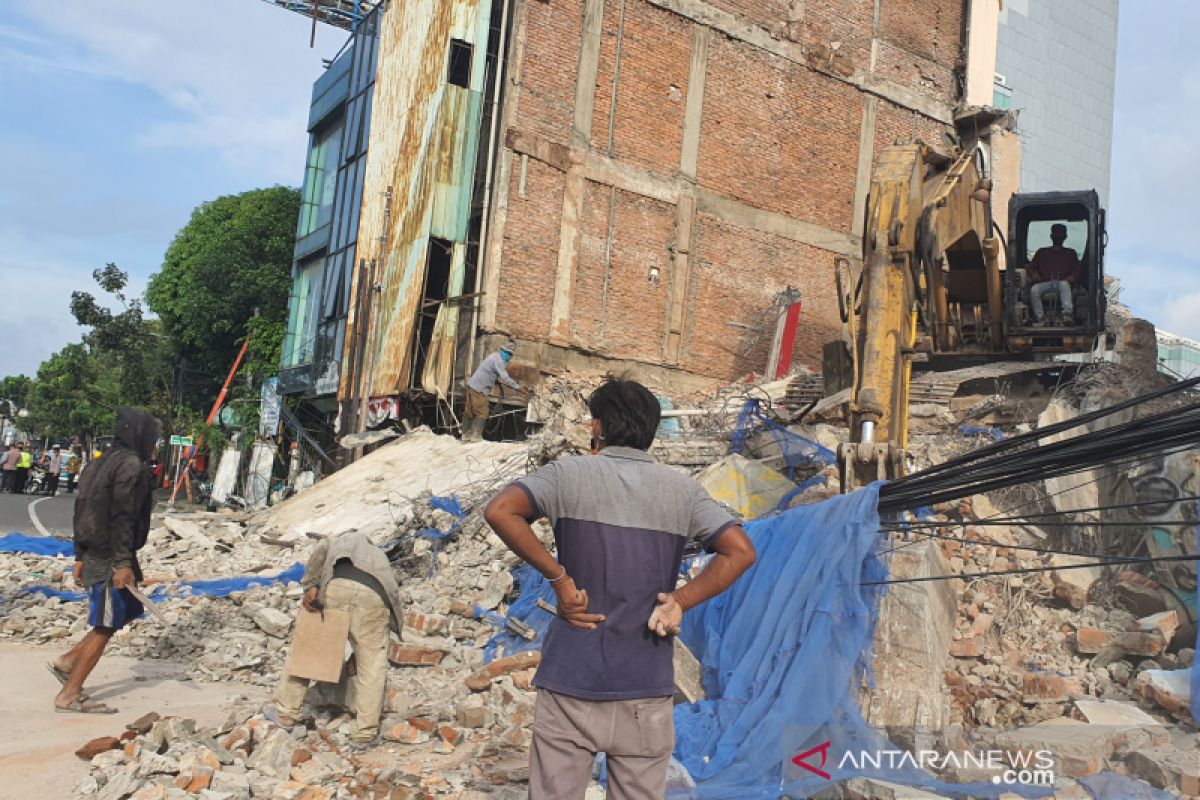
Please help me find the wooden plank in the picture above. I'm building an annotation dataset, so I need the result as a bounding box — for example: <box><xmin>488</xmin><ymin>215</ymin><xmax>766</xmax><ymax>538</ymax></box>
<box><xmin>283</xmin><ymin>608</ymin><xmax>350</xmax><ymax>683</ymax></box>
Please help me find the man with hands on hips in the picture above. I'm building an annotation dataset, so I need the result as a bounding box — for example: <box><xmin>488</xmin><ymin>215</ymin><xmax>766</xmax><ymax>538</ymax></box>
<box><xmin>485</xmin><ymin>378</ymin><xmax>756</xmax><ymax>800</ymax></box>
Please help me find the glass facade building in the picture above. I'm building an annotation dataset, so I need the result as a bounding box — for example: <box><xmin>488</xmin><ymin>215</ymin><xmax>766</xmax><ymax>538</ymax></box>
<box><xmin>280</xmin><ymin>9</ymin><xmax>379</xmax><ymax>401</ymax></box>
<box><xmin>995</xmin><ymin>0</ymin><xmax>1119</xmax><ymax>204</ymax></box>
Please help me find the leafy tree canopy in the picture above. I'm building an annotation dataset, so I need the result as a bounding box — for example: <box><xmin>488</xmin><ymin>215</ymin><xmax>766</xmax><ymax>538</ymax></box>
<box><xmin>70</xmin><ymin>263</ymin><xmax>173</xmax><ymax>419</ymax></box>
<box><xmin>24</xmin><ymin>344</ymin><xmax>121</xmax><ymax>443</ymax></box>
<box><xmin>146</xmin><ymin>187</ymin><xmax>300</xmax><ymax>402</ymax></box>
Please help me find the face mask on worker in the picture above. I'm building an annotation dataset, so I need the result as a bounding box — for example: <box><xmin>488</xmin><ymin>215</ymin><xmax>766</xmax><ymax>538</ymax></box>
<box><xmin>500</xmin><ymin>350</ymin><xmax>512</xmax><ymax>363</ymax></box>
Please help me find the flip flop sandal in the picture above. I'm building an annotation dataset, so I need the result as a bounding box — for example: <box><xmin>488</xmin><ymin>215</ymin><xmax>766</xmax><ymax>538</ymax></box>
<box><xmin>45</xmin><ymin>662</ymin><xmax>70</xmax><ymax>685</ymax></box>
<box><xmin>46</xmin><ymin>663</ymin><xmax>90</xmax><ymax>700</ymax></box>
<box><xmin>55</xmin><ymin>698</ymin><xmax>117</xmax><ymax>714</ymax></box>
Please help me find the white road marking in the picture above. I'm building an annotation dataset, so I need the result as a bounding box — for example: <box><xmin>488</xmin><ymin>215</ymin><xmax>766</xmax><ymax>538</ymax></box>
<box><xmin>28</xmin><ymin>496</ymin><xmax>51</xmax><ymax>536</ymax></box>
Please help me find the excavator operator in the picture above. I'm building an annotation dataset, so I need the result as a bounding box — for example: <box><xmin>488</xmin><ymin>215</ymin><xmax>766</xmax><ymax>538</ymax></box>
<box><xmin>1027</xmin><ymin>223</ymin><xmax>1082</xmax><ymax>325</ymax></box>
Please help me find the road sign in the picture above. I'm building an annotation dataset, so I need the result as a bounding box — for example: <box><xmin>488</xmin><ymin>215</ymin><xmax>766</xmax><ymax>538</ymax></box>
<box><xmin>169</xmin><ymin>435</ymin><xmax>194</xmax><ymax>447</ymax></box>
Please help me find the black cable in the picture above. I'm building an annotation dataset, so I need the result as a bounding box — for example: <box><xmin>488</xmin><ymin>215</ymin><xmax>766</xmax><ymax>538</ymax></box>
<box><xmin>885</xmin><ymin>527</ymin><xmax>1157</xmax><ymax>561</ymax></box>
<box><xmin>880</xmin><ymin>494</ymin><xmax>1200</xmax><ymax>528</ymax></box>
<box><xmin>960</xmin><ymin>442</ymin><xmax>1200</xmax><ymax>524</ymax></box>
<box><xmin>861</xmin><ymin>554</ymin><xmax>1200</xmax><ymax>587</ymax></box>
<box><xmin>885</xmin><ymin>375</ymin><xmax>1200</xmax><ymax>489</ymax></box>
<box><xmin>879</xmin><ymin>411</ymin><xmax>1200</xmax><ymax>512</ymax></box>
<box><xmin>885</xmin><ymin>520</ymin><xmax>1197</xmax><ymax>529</ymax></box>
<box><xmin>882</xmin><ymin>403</ymin><xmax>1200</xmax><ymax>506</ymax></box>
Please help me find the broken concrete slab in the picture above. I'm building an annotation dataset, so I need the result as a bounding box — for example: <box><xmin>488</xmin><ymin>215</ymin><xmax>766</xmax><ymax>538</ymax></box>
<box><xmin>673</xmin><ymin>639</ymin><xmax>706</xmax><ymax>704</ymax></box>
<box><xmin>1131</xmin><ymin>669</ymin><xmax>1193</xmax><ymax>719</ymax></box>
<box><xmin>696</xmin><ymin>454</ymin><xmax>795</xmax><ymax>519</ymax></box>
<box><xmin>1074</xmin><ymin>699</ymin><xmax>1161</xmax><ymax>727</ymax></box>
<box><xmin>863</xmin><ymin>540</ymin><xmax>955</xmax><ymax>752</ymax></box>
<box><xmin>1074</xmin><ymin>628</ymin><xmax>1167</xmax><ymax>657</ymax></box>
<box><xmin>988</xmin><ymin>719</ymin><xmax>1116</xmax><ymax>778</ymax></box>
<box><xmin>1137</xmin><ymin>610</ymin><xmax>1179</xmax><ymax>642</ymax></box>
<box><xmin>253</xmin><ymin>428</ymin><xmax>527</xmax><ymax>544</ymax></box>
<box><xmin>252</xmin><ymin>607</ymin><xmax>293</xmax><ymax>638</ymax></box>
<box><xmin>1047</xmin><ymin>555</ymin><xmax>1101</xmax><ymax>609</ymax></box>
<box><xmin>1124</xmin><ymin>744</ymin><xmax>1200</xmax><ymax>794</ymax></box>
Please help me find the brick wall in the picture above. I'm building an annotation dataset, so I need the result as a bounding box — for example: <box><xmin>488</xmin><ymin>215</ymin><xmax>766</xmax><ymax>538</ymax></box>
<box><xmin>686</xmin><ymin>213</ymin><xmax>841</xmax><ymax>376</ymax></box>
<box><xmin>697</xmin><ymin>34</ymin><xmax>862</xmax><ymax>232</ymax></box>
<box><xmin>492</xmin><ymin>0</ymin><xmax>961</xmax><ymax>383</ymax></box>
<box><xmin>494</xmin><ymin>157</ymin><xmax>562</xmax><ymax>340</ymax></box>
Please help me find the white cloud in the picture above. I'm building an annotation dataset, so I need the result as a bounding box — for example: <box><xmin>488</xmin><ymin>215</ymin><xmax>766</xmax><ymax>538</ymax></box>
<box><xmin>9</xmin><ymin>0</ymin><xmax>342</xmax><ymax>183</ymax></box>
<box><xmin>1154</xmin><ymin>291</ymin><xmax>1200</xmax><ymax>340</ymax></box>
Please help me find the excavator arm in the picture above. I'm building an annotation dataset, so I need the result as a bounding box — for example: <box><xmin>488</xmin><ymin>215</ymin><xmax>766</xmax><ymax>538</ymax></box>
<box><xmin>838</xmin><ymin>142</ymin><xmax>1000</xmax><ymax>490</ymax></box>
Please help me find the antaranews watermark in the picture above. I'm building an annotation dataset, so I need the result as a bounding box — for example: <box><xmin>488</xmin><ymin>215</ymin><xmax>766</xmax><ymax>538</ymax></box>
<box><xmin>792</xmin><ymin>743</ymin><xmax>1056</xmax><ymax>787</ymax></box>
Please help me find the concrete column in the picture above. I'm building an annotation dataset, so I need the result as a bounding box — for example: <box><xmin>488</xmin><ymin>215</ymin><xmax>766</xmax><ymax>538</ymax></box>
<box><xmin>679</xmin><ymin>25</ymin><xmax>709</xmax><ymax>181</ymax></box>
<box><xmin>851</xmin><ymin>95</ymin><xmax>878</xmax><ymax>243</ymax></box>
<box><xmin>665</xmin><ymin>25</ymin><xmax>709</xmax><ymax>364</ymax></box>
<box><xmin>965</xmin><ymin>0</ymin><xmax>1001</xmax><ymax>107</ymax></box>
<box><xmin>549</xmin><ymin>0</ymin><xmax>605</xmax><ymax>345</ymax></box>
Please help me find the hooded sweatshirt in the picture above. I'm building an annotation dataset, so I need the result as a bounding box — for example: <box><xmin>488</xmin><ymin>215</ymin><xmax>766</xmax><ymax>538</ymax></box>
<box><xmin>73</xmin><ymin>408</ymin><xmax>160</xmax><ymax>586</ymax></box>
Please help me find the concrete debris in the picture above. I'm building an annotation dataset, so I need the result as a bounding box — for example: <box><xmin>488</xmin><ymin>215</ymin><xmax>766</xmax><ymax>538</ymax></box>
<box><xmin>1131</xmin><ymin>669</ymin><xmax>1193</xmax><ymax>720</ymax></box>
<box><xmin>1047</xmin><ymin>554</ymin><xmax>1101</xmax><ymax>610</ymax></box>
<box><xmin>7</xmin><ymin>360</ymin><xmax>1199</xmax><ymax>798</ymax></box>
<box><xmin>696</xmin><ymin>454</ymin><xmax>795</xmax><ymax>519</ymax></box>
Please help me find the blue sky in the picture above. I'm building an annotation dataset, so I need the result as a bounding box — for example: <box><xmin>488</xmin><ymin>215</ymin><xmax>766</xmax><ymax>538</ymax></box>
<box><xmin>1105</xmin><ymin>0</ymin><xmax>1200</xmax><ymax>338</ymax></box>
<box><xmin>0</xmin><ymin>0</ymin><xmax>339</xmax><ymax>377</ymax></box>
<box><xmin>0</xmin><ymin>2</ymin><xmax>1193</xmax><ymax>379</ymax></box>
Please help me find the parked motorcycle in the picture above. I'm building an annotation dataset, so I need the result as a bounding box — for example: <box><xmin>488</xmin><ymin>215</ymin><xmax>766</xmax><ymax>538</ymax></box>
<box><xmin>23</xmin><ymin>464</ymin><xmax>47</xmax><ymax>495</ymax></box>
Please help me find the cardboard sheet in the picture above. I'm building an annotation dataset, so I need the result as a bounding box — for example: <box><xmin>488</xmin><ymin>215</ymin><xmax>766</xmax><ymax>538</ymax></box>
<box><xmin>283</xmin><ymin>608</ymin><xmax>350</xmax><ymax>683</ymax></box>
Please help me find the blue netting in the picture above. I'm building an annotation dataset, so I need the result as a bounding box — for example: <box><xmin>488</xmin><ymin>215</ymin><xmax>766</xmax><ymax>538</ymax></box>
<box><xmin>959</xmin><ymin>424</ymin><xmax>1005</xmax><ymax>441</ymax></box>
<box><xmin>773</xmin><ymin>474</ymin><xmax>827</xmax><ymax>514</ymax></box>
<box><xmin>483</xmin><ymin>563</ymin><xmax>556</xmax><ymax>662</ymax></box>
<box><xmin>21</xmin><ymin>586</ymin><xmax>85</xmax><ymax>602</ymax></box>
<box><xmin>0</xmin><ymin>532</ymin><xmax>75</xmax><ymax>557</ymax></box>
<box><xmin>430</xmin><ymin>495</ymin><xmax>465</xmax><ymax>518</ymax></box>
<box><xmin>731</xmin><ymin>399</ymin><xmax>834</xmax><ymax>481</ymax></box>
<box><xmin>1077</xmin><ymin>773</ymin><xmax>1173</xmax><ymax>800</ymax></box>
<box><xmin>670</xmin><ymin>484</ymin><xmax>1052</xmax><ymax>799</ymax></box>
<box><xmin>412</xmin><ymin>496</ymin><xmax>468</xmax><ymax>576</ymax></box>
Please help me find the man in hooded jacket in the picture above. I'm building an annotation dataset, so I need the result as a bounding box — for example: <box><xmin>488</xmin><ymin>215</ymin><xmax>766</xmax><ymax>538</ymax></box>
<box><xmin>50</xmin><ymin>407</ymin><xmax>160</xmax><ymax>713</ymax></box>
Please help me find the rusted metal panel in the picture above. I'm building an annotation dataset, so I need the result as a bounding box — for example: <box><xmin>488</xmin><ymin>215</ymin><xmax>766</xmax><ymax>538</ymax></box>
<box><xmin>342</xmin><ymin>0</ymin><xmax>495</xmax><ymax>403</ymax></box>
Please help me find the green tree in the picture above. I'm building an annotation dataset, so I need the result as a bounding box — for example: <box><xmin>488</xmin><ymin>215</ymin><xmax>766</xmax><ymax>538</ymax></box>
<box><xmin>23</xmin><ymin>344</ymin><xmax>121</xmax><ymax>444</ymax></box>
<box><xmin>146</xmin><ymin>187</ymin><xmax>300</xmax><ymax>405</ymax></box>
<box><xmin>70</xmin><ymin>263</ymin><xmax>173</xmax><ymax>419</ymax></box>
<box><xmin>0</xmin><ymin>374</ymin><xmax>33</xmax><ymax>410</ymax></box>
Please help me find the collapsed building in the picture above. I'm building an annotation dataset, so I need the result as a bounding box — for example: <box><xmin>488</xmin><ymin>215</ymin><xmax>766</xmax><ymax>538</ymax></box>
<box><xmin>3</xmin><ymin>333</ymin><xmax>1197</xmax><ymax>798</ymax></box>
<box><xmin>275</xmin><ymin>0</ymin><xmax>1024</xmax><ymax>445</ymax></box>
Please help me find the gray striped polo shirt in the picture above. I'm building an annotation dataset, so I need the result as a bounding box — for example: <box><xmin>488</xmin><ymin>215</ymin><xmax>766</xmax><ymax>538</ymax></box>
<box><xmin>516</xmin><ymin>446</ymin><xmax>736</xmax><ymax>700</ymax></box>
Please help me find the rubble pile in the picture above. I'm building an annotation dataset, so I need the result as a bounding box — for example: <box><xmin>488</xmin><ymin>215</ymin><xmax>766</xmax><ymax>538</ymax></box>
<box><xmin>3</xmin><ymin>356</ymin><xmax>1197</xmax><ymax>798</ymax></box>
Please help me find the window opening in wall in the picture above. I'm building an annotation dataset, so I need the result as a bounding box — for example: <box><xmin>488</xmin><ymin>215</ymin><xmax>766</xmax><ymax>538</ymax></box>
<box><xmin>412</xmin><ymin>237</ymin><xmax>454</xmax><ymax>386</ymax></box>
<box><xmin>447</xmin><ymin>39</ymin><xmax>473</xmax><ymax>88</ymax></box>
<box><xmin>298</xmin><ymin>121</ymin><xmax>343</xmax><ymax>237</ymax></box>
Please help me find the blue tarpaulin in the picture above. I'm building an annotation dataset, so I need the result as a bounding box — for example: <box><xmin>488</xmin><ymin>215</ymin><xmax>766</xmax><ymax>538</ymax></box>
<box><xmin>149</xmin><ymin>563</ymin><xmax>305</xmax><ymax>599</ymax></box>
<box><xmin>13</xmin><ymin>563</ymin><xmax>304</xmax><ymax>604</ymax></box>
<box><xmin>669</xmin><ymin>483</ymin><xmax>1056</xmax><ymax>799</ymax></box>
<box><xmin>0</xmin><ymin>532</ymin><xmax>74</xmax><ymax>557</ymax></box>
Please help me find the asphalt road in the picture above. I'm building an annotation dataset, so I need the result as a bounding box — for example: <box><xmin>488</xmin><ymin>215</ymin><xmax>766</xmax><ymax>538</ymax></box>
<box><xmin>0</xmin><ymin>491</ymin><xmax>75</xmax><ymax>538</ymax></box>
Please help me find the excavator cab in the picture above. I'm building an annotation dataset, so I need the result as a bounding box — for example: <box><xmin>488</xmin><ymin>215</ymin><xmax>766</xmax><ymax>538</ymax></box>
<box><xmin>1005</xmin><ymin>191</ymin><xmax>1106</xmax><ymax>352</ymax></box>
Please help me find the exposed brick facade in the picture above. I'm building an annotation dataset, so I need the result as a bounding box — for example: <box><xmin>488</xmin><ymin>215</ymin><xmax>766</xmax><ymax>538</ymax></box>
<box><xmin>489</xmin><ymin>0</ymin><xmax>964</xmax><ymax>383</ymax></box>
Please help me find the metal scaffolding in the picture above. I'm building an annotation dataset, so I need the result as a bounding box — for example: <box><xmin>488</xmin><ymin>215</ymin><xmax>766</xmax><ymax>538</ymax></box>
<box><xmin>259</xmin><ymin>0</ymin><xmax>376</xmax><ymax>31</ymax></box>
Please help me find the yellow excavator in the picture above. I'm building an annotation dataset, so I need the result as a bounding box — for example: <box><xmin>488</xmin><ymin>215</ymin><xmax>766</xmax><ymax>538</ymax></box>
<box><xmin>829</xmin><ymin>135</ymin><xmax>1107</xmax><ymax>490</ymax></box>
